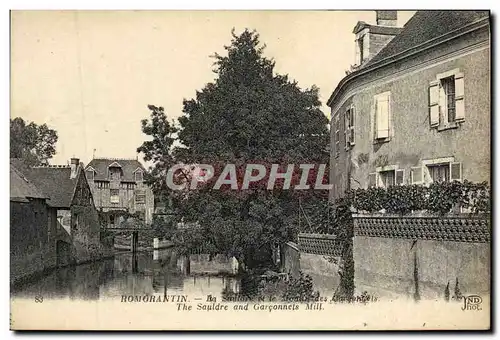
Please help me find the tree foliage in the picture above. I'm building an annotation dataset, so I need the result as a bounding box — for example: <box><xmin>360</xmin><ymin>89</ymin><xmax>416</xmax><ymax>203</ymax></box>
<box><xmin>137</xmin><ymin>29</ymin><xmax>330</xmax><ymax>269</ymax></box>
<box><xmin>10</xmin><ymin>117</ymin><xmax>58</xmax><ymax>166</ymax></box>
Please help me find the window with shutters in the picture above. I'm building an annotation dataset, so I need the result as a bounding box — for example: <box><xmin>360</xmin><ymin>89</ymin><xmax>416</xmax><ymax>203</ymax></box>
<box><xmin>411</xmin><ymin>158</ymin><xmax>462</xmax><ymax>185</ymax></box>
<box><xmin>428</xmin><ymin>69</ymin><xmax>465</xmax><ymax>130</ymax></box>
<box><xmin>373</xmin><ymin>92</ymin><xmax>391</xmax><ymax>142</ymax></box>
<box><xmin>368</xmin><ymin>165</ymin><xmax>404</xmax><ymax>188</ymax></box>
<box><xmin>344</xmin><ymin>106</ymin><xmax>355</xmax><ymax>150</ymax></box>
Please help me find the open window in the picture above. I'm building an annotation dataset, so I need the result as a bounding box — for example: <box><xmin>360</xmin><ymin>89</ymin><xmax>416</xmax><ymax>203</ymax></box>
<box><xmin>344</xmin><ymin>105</ymin><xmax>355</xmax><ymax>149</ymax></box>
<box><xmin>334</xmin><ymin>114</ymin><xmax>340</xmax><ymax>158</ymax></box>
<box><xmin>411</xmin><ymin>158</ymin><xmax>462</xmax><ymax>185</ymax></box>
<box><xmin>429</xmin><ymin>69</ymin><xmax>465</xmax><ymax>130</ymax></box>
<box><xmin>368</xmin><ymin>166</ymin><xmax>404</xmax><ymax>188</ymax></box>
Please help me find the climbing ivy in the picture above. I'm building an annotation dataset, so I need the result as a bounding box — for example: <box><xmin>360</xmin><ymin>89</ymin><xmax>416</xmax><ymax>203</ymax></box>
<box><xmin>348</xmin><ymin>180</ymin><xmax>490</xmax><ymax>215</ymax></box>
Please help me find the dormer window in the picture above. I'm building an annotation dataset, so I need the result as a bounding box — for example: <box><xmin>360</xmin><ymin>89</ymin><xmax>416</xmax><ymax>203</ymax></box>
<box><xmin>109</xmin><ymin>168</ymin><xmax>122</xmax><ymax>181</ymax></box>
<box><xmin>86</xmin><ymin>168</ymin><xmax>94</xmax><ymax>181</ymax></box>
<box><xmin>354</xmin><ymin>31</ymin><xmax>370</xmax><ymax>66</ymax></box>
<box><xmin>135</xmin><ymin>170</ymin><xmax>143</xmax><ymax>182</ymax></box>
<box><xmin>108</xmin><ymin>161</ymin><xmax>123</xmax><ymax>181</ymax></box>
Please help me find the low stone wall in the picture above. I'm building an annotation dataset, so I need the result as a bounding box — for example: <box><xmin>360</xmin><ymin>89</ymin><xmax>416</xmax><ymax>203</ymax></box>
<box><xmin>353</xmin><ymin>213</ymin><xmax>491</xmax><ymax>300</ymax></box>
<box><xmin>287</xmin><ymin>234</ymin><xmax>342</xmax><ymax>296</ymax></box>
<box><xmin>176</xmin><ymin>254</ymin><xmax>238</xmax><ymax>275</ymax></box>
<box><xmin>299</xmin><ymin>253</ymin><xmax>340</xmax><ymax>296</ymax></box>
<box><xmin>281</xmin><ymin>242</ymin><xmax>300</xmax><ymax>278</ymax></box>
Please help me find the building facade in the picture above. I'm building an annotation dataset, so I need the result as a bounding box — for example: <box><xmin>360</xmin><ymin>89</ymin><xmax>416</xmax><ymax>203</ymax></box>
<box><xmin>11</xmin><ymin>157</ymin><xmax>104</xmax><ymax>269</ymax></box>
<box><xmin>85</xmin><ymin>158</ymin><xmax>154</xmax><ymax>225</ymax></box>
<box><xmin>327</xmin><ymin>10</ymin><xmax>490</xmax><ymax>200</ymax></box>
<box><xmin>10</xmin><ymin>163</ymin><xmax>57</xmax><ymax>284</ymax></box>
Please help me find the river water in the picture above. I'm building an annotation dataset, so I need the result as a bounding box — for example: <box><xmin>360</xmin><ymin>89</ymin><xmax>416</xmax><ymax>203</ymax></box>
<box><xmin>11</xmin><ymin>249</ymin><xmax>241</xmax><ymax>302</ymax></box>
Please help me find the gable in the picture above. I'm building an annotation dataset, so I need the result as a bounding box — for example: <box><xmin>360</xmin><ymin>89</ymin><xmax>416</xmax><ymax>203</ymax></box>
<box><xmin>71</xmin><ymin>167</ymin><xmax>94</xmax><ymax>207</ymax></box>
<box><xmin>108</xmin><ymin>161</ymin><xmax>122</xmax><ymax>168</ymax></box>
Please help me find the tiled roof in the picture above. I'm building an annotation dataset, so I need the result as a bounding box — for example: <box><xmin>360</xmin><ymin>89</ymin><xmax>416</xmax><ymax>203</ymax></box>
<box><xmin>10</xmin><ymin>163</ymin><xmax>47</xmax><ymax>202</ymax></box>
<box><xmin>365</xmin><ymin>10</ymin><xmax>490</xmax><ymax>66</ymax></box>
<box><xmin>10</xmin><ymin>158</ymin><xmax>79</xmax><ymax>208</ymax></box>
<box><xmin>86</xmin><ymin>158</ymin><xmax>145</xmax><ymax>182</ymax></box>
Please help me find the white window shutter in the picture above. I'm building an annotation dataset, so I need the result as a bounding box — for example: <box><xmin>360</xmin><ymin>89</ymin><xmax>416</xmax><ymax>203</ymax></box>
<box><xmin>429</xmin><ymin>81</ymin><xmax>439</xmax><ymax>127</ymax></box>
<box><xmin>368</xmin><ymin>173</ymin><xmax>377</xmax><ymax>188</ymax></box>
<box><xmin>395</xmin><ymin>169</ymin><xmax>405</xmax><ymax>185</ymax></box>
<box><xmin>450</xmin><ymin>162</ymin><xmax>462</xmax><ymax>182</ymax></box>
<box><xmin>455</xmin><ymin>73</ymin><xmax>465</xmax><ymax>121</ymax></box>
<box><xmin>411</xmin><ymin>167</ymin><xmax>423</xmax><ymax>185</ymax></box>
<box><xmin>376</xmin><ymin>95</ymin><xmax>390</xmax><ymax>138</ymax></box>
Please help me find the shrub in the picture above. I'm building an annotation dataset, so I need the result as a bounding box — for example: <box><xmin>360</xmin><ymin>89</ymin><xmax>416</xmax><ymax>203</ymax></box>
<box><xmin>282</xmin><ymin>272</ymin><xmax>320</xmax><ymax>302</ymax></box>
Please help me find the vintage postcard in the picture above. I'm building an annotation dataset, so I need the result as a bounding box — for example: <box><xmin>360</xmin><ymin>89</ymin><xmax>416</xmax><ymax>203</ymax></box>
<box><xmin>9</xmin><ymin>10</ymin><xmax>491</xmax><ymax>330</ymax></box>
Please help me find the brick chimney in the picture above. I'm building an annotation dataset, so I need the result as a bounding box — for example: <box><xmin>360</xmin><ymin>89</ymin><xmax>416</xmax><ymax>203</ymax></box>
<box><xmin>70</xmin><ymin>157</ymin><xmax>79</xmax><ymax>179</ymax></box>
<box><xmin>376</xmin><ymin>10</ymin><xmax>398</xmax><ymax>26</ymax></box>
<box><xmin>352</xmin><ymin>10</ymin><xmax>403</xmax><ymax>67</ymax></box>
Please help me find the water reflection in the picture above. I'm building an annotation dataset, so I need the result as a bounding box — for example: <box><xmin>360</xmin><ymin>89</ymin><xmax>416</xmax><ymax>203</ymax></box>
<box><xmin>11</xmin><ymin>249</ymin><xmax>241</xmax><ymax>301</ymax></box>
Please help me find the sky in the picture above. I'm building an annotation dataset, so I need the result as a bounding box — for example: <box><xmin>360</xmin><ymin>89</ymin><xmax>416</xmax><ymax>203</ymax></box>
<box><xmin>11</xmin><ymin>10</ymin><xmax>415</xmax><ymax>165</ymax></box>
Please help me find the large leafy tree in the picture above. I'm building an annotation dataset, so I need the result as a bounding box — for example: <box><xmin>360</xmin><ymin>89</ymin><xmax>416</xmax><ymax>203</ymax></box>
<box><xmin>10</xmin><ymin>117</ymin><xmax>58</xmax><ymax>166</ymax></box>
<box><xmin>139</xmin><ymin>29</ymin><xmax>330</xmax><ymax>270</ymax></box>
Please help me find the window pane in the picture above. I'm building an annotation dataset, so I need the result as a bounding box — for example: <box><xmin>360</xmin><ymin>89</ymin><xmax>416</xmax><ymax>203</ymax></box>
<box><xmin>428</xmin><ymin>164</ymin><xmax>450</xmax><ymax>183</ymax></box>
<box><xmin>110</xmin><ymin>189</ymin><xmax>120</xmax><ymax>203</ymax></box>
<box><xmin>441</xmin><ymin>76</ymin><xmax>456</xmax><ymax>122</ymax></box>
<box><xmin>380</xmin><ymin>170</ymin><xmax>395</xmax><ymax>188</ymax></box>
<box><xmin>135</xmin><ymin>172</ymin><xmax>143</xmax><ymax>181</ymax></box>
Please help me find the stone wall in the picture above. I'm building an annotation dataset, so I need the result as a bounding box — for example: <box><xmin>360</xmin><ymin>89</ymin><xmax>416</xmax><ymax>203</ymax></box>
<box><xmin>177</xmin><ymin>254</ymin><xmax>238</xmax><ymax>275</ymax></box>
<box><xmin>353</xmin><ymin>213</ymin><xmax>490</xmax><ymax>300</ymax></box>
<box><xmin>299</xmin><ymin>253</ymin><xmax>340</xmax><ymax>296</ymax></box>
<box><xmin>280</xmin><ymin>234</ymin><xmax>342</xmax><ymax>296</ymax></box>
<box><xmin>10</xmin><ymin>200</ymin><xmax>57</xmax><ymax>285</ymax></box>
<box><xmin>281</xmin><ymin>242</ymin><xmax>300</xmax><ymax>278</ymax></box>
<box><xmin>71</xmin><ymin>205</ymin><xmax>108</xmax><ymax>264</ymax></box>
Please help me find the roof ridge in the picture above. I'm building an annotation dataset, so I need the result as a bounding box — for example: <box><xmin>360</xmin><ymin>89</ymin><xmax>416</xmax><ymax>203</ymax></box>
<box><xmin>91</xmin><ymin>157</ymin><xmax>139</xmax><ymax>161</ymax></box>
<box><xmin>33</xmin><ymin>165</ymin><xmax>71</xmax><ymax>168</ymax></box>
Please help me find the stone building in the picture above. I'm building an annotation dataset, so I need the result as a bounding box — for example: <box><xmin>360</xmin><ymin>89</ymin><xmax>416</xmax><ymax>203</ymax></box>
<box><xmin>85</xmin><ymin>158</ymin><xmax>154</xmax><ymax>225</ymax></box>
<box><xmin>327</xmin><ymin>10</ymin><xmax>490</xmax><ymax>199</ymax></box>
<box><xmin>10</xmin><ymin>163</ymin><xmax>57</xmax><ymax>284</ymax></box>
<box><xmin>11</xmin><ymin>157</ymin><xmax>104</xmax><ymax>268</ymax></box>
